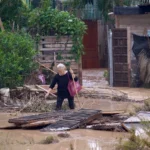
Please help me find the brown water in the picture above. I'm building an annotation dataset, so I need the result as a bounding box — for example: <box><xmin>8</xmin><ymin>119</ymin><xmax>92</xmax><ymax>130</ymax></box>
<box><xmin>0</xmin><ymin>125</ymin><xmax>128</xmax><ymax>150</ymax></box>
<box><xmin>0</xmin><ymin>98</ymin><xmax>138</xmax><ymax>150</ymax></box>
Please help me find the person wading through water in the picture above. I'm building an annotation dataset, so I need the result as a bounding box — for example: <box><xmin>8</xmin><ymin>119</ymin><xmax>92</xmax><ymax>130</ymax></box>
<box><xmin>45</xmin><ymin>63</ymin><xmax>78</xmax><ymax>110</ymax></box>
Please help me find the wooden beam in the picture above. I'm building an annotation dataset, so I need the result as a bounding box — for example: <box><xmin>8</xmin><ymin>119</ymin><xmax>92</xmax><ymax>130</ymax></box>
<box><xmin>0</xmin><ymin>18</ymin><xmax>4</xmax><ymax>31</ymax></box>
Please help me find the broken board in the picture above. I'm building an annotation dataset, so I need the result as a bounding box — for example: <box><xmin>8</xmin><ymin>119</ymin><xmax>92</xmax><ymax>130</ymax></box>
<box><xmin>8</xmin><ymin>110</ymin><xmax>72</xmax><ymax>126</ymax></box>
<box><xmin>41</xmin><ymin>109</ymin><xmax>101</xmax><ymax>132</ymax></box>
<box><xmin>122</xmin><ymin>111</ymin><xmax>150</xmax><ymax>136</ymax></box>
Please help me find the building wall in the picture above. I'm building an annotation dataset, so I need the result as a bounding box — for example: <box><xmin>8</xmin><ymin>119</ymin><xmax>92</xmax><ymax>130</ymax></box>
<box><xmin>115</xmin><ymin>14</ymin><xmax>150</xmax><ymax>86</ymax></box>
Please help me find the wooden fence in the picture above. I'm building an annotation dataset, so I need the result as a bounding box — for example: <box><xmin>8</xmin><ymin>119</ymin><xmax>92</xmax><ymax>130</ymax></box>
<box><xmin>37</xmin><ymin>36</ymin><xmax>82</xmax><ymax>84</ymax></box>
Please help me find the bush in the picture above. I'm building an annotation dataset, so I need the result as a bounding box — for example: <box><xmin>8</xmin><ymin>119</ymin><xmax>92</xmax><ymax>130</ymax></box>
<box><xmin>28</xmin><ymin>7</ymin><xmax>87</xmax><ymax>61</ymax></box>
<box><xmin>117</xmin><ymin>129</ymin><xmax>150</xmax><ymax>150</ymax></box>
<box><xmin>0</xmin><ymin>31</ymin><xmax>37</xmax><ymax>88</ymax></box>
<box><xmin>40</xmin><ymin>136</ymin><xmax>58</xmax><ymax>144</ymax></box>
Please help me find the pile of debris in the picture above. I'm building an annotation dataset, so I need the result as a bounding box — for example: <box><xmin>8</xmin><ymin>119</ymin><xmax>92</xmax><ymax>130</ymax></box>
<box><xmin>0</xmin><ymin>85</ymin><xmax>57</xmax><ymax>113</ymax></box>
<box><xmin>3</xmin><ymin>109</ymin><xmax>125</xmax><ymax>132</ymax></box>
<box><xmin>2</xmin><ymin>108</ymin><xmax>150</xmax><ymax>134</ymax></box>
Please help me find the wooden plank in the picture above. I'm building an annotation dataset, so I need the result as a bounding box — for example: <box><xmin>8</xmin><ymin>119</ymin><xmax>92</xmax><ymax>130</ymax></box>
<box><xmin>39</xmin><ymin>60</ymin><xmax>76</xmax><ymax>63</ymax></box>
<box><xmin>102</xmin><ymin>111</ymin><xmax>124</xmax><ymax>115</ymax></box>
<box><xmin>41</xmin><ymin>36</ymin><xmax>72</xmax><ymax>41</ymax></box>
<box><xmin>21</xmin><ymin>120</ymin><xmax>56</xmax><ymax>128</ymax></box>
<box><xmin>87</xmin><ymin>123</ymin><xmax>123</xmax><ymax>131</ymax></box>
<box><xmin>40</xmin><ymin>42</ymin><xmax>73</xmax><ymax>46</ymax></box>
<box><xmin>41</xmin><ymin>109</ymin><xmax>101</xmax><ymax>132</ymax></box>
<box><xmin>40</xmin><ymin>48</ymin><xmax>72</xmax><ymax>51</ymax></box>
<box><xmin>38</xmin><ymin>50</ymin><xmax>72</xmax><ymax>54</ymax></box>
<box><xmin>8</xmin><ymin>111</ymin><xmax>72</xmax><ymax>125</ymax></box>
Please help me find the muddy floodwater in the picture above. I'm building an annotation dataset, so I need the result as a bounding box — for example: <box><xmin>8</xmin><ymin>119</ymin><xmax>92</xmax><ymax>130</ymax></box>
<box><xmin>0</xmin><ymin>98</ymin><xmax>139</xmax><ymax>150</ymax></box>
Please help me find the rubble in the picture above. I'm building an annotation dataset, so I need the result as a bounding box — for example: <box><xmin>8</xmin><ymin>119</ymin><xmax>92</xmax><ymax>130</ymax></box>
<box><xmin>122</xmin><ymin>111</ymin><xmax>150</xmax><ymax>137</ymax></box>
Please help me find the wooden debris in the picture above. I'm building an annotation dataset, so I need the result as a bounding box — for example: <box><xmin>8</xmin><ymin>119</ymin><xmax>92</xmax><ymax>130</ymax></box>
<box><xmin>102</xmin><ymin>111</ymin><xmax>124</xmax><ymax>115</ymax></box>
<box><xmin>8</xmin><ymin>109</ymin><xmax>101</xmax><ymax>131</ymax></box>
<box><xmin>0</xmin><ymin>125</ymin><xmax>21</xmax><ymax>130</ymax></box>
<box><xmin>8</xmin><ymin>111</ymin><xmax>71</xmax><ymax>125</ymax></box>
<box><xmin>21</xmin><ymin>120</ymin><xmax>56</xmax><ymax>128</ymax></box>
<box><xmin>122</xmin><ymin>111</ymin><xmax>150</xmax><ymax>136</ymax></box>
<box><xmin>87</xmin><ymin>123</ymin><xmax>124</xmax><ymax>132</ymax></box>
<box><xmin>41</xmin><ymin>109</ymin><xmax>101</xmax><ymax>132</ymax></box>
<box><xmin>36</xmin><ymin>85</ymin><xmax>57</xmax><ymax>97</ymax></box>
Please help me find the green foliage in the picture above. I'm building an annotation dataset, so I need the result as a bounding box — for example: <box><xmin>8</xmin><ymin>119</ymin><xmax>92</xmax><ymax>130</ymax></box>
<box><xmin>28</xmin><ymin>7</ymin><xmax>87</xmax><ymax>61</ymax></box>
<box><xmin>40</xmin><ymin>136</ymin><xmax>54</xmax><ymax>144</ymax></box>
<box><xmin>103</xmin><ymin>70</ymin><xmax>109</xmax><ymax>79</ymax></box>
<box><xmin>134</xmin><ymin>99</ymin><xmax>150</xmax><ymax>112</ymax></box>
<box><xmin>41</xmin><ymin>0</ymin><xmax>52</xmax><ymax>10</ymax></box>
<box><xmin>0</xmin><ymin>0</ymin><xmax>29</xmax><ymax>31</ymax></box>
<box><xmin>63</xmin><ymin>0</ymin><xmax>140</xmax><ymax>22</ymax></box>
<box><xmin>40</xmin><ymin>136</ymin><xmax>58</xmax><ymax>144</ymax></box>
<box><xmin>0</xmin><ymin>31</ymin><xmax>37</xmax><ymax>88</ymax></box>
<box><xmin>117</xmin><ymin>129</ymin><xmax>150</xmax><ymax>150</ymax></box>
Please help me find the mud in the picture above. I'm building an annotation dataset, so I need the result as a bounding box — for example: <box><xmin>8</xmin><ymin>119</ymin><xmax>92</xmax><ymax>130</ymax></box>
<box><xmin>82</xmin><ymin>69</ymin><xmax>108</xmax><ymax>88</ymax></box>
<box><xmin>0</xmin><ymin>112</ymin><xmax>129</xmax><ymax>150</ymax></box>
<box><xmin>0</xmin><ymin>97</ymin><xmax>137</xmax><ymax>150</ymax></box>
<box><xmin>0</xmin><ymin>69</ymin><xmax>146</xmax><ymax>149</ymax></box>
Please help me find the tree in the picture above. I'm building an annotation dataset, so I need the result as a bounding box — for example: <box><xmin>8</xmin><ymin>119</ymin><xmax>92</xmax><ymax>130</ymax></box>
<box><xmin>0</xmin><ymin>0</ymin><xmax>29</xmax><ymax>31</ymax></box>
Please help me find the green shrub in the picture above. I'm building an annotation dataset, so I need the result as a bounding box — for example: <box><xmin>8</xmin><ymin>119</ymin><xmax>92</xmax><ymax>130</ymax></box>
<box><xmin>117</xmin><ymin>129</ymin><xmax>150</xmax><ymax>150</ymax></box>
<box><xmin>134</xmin><ymin>99</ymin><xmax>150</xmax><ymax>112</ymax></box>
<box><xmin>28</xmin><ymin>7</ymin><xmax>87</xmax><ymax>61</ymax></box>
<box><xmin>40</xmin><ymin>136</ymin><xmax>58</xmax><ymax>144</ymax></box>
<box><xmin>0</xmin><ymin>31</ymin><xmax>37</xmax><ymax>88</ymax></box>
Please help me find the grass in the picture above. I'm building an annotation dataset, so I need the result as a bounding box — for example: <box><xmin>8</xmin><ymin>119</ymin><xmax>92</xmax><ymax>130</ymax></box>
<box><xmin>116</xmin><ymin>129</ymin><xmax>150</xmax><ymax>150</ymax></box>
<box><xmin>70</xmin><ymin>143</ymin><xmax>74</xmax><ymax>150</ymax></box>
<box><xmin>39</xmin><ymin>136</ymin><xmax>58</xmax><ymax>144</ymax></box>
<box><xmin>134</xmin><ymin>99</ymin><xmax>150</xmax><ymax>112</ymax></box>
<box><xmin>117</xmin><ymin>98</ymin><xmax>150</xmax><ymax>150</ymax></box>
<box><xmin>57</xmin><ymin>132</ymin><xmax>70</xmax><ymax>138</ymax></box>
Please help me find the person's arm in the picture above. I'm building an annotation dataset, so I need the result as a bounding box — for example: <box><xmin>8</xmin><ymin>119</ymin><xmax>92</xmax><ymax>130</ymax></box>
<box><xmin>49</xmin><ymin>75</ymin><xmax>57</xmax><ymax>89</ymax></box>
<box><xmin>69</xmin><ymin>69</ymin><xmax>78</xmax><ymax>81</ymax></box>
<box><xmin>45</xmin><ymin>75</ymin><xmax>57</xmax><ymax>98</ymax></box>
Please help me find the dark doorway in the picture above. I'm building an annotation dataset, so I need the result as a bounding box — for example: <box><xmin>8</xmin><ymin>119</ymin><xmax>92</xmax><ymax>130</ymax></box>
<box><xmin>82</xmin><ymin>20</ymin><xmax>100</xmax><ymax>69</ymax></box>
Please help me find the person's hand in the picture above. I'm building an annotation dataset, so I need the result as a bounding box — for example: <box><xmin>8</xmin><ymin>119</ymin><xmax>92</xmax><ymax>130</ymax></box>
<box><xmin>70</xmin><ymin>68</ymin><xmax>74</xmax><ymax>74</ymax></box>
<box><xmin>72</xmin><ymin>74</ymin><xmax>75</xmax><ymax>79</ymax></box>
<box><xmin>45</xmin><ymin>92</ymin><xmax>49</xmax><ymax>99</ymax></box>
<box><xmin>70</xmin><ymin>68</ymin><xmax>75</xmax><ymax>79</ymax></box>
<box><xmin>45</xmin><ymin>88</ymin><xmax>52</xmax><ymax>99</ymax></box>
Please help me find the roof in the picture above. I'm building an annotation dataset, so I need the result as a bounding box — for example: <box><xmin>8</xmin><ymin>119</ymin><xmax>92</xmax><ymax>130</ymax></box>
<box><xmin>114</xmin><ymin>5</ymin><xmax>150</xmax><ymax>15</ymax></box>
<box><xmin>114</xmin><ymin>6</ymin><xmax>140</xmax><ymax>15</ymax></box>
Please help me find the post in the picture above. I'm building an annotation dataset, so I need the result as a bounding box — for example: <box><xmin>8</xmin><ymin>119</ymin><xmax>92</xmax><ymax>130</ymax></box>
<box><xmin>127</xmin><ymin>27</ymin><xmax>131</xmax><ymax>87</ymax></box>
<box><xmin>107</xmin><ymin>26</ymin><xmax>113</xmax><ymax>87</ymax></box>
<box><xmin>78</xmin><ymin>57</ymin><xmax>82</xmax><ymax>85</ymax></box>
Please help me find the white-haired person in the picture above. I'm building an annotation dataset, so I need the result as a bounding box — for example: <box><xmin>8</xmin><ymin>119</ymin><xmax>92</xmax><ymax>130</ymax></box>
<box><xmin>45</xmin><ymin>63</ymin><xmax>78</xmax><ymax>110</ymax></box>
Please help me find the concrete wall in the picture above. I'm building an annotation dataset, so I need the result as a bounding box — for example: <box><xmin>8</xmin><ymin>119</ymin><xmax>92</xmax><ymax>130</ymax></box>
<box><xmin>115</xmin><ymin>14</ymin><xmax>150</xmax><ymax>86</ymax></box>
